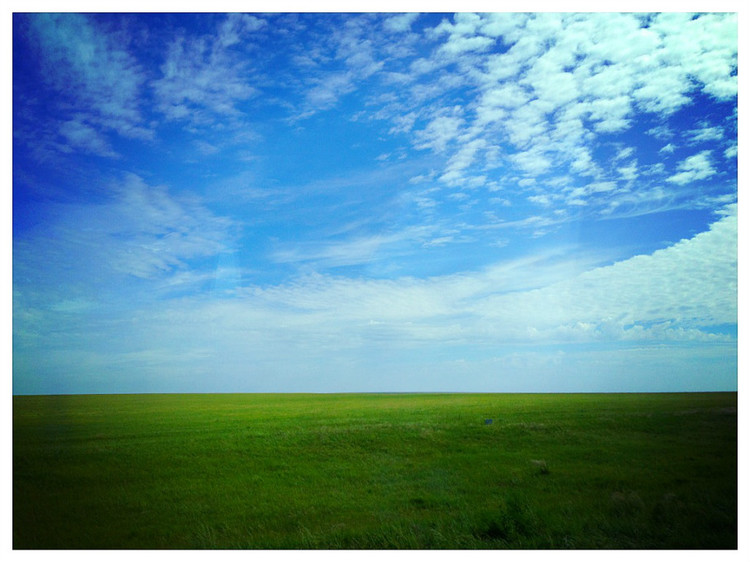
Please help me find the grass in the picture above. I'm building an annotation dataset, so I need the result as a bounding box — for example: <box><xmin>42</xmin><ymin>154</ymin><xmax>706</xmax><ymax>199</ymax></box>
<box><xmin>13</xmin><ymin>392</ymin><xmax>737</xmax><ymax>549</ymax></box>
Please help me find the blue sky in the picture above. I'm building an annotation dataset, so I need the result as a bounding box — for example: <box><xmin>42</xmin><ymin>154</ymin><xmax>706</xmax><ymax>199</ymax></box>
<box><xmin>12</xmin><ymin>11</ymin><xmax>738</xmax><ymax>395</ymax></box>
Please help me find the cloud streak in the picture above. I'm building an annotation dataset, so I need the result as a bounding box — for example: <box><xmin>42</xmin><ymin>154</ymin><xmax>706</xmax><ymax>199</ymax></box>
<box><xmin>14</xmin><ymin>173</ymin><xmax>235</xmax><ymax>303</ymax></box>
<box><xmin>13</xmin><ymin>205</ymin><xmax>736</xmax><ymax>393</ymax></box>
<box><xmin>152</xmin><ymin>14</ymin><xmax>264</xmax><ymax>125</ymax></box>
<box><xmin>24</xmin><ymin>14</ymin><xmax>151</xmax><ymax>141</ymax></box>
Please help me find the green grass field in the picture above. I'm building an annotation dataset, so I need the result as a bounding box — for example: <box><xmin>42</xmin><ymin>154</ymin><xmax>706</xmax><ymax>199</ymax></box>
<box><xmin>13</xmin><ymin>392</ymin><xmax>737</xmax><ymax>549</ymax></box>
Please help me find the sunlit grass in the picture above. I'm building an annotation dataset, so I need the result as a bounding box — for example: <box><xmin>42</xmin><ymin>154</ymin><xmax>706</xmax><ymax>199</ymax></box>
<box><xmin>13</xmin><ymin>392</ymin><xmax>737</xmax><ymax>549</ymax></box>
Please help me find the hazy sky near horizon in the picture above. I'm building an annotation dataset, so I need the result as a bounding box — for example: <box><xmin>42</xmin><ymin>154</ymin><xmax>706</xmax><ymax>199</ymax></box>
<box><xmin>13</xmin><ymin>12</ymin><xmax>737</xmax><ymax>395</ymax></box>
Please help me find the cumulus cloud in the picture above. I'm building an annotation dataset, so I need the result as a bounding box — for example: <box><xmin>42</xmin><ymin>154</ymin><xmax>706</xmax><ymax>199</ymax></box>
<box><xmin>22</xmin><ymin>12</ymin><xmax>735</xmax><ymax>217</ymax></box>
<box><xmin>384</xmin><ymin>13</ymin><xmax>419</xmax><ymax>33</ymax></box>
<box><xmin>688</xmin><ymin>125</ymin><xmax>724</xmax><ymax>143</ymax></box>
<box><xmin>486</xmin><ymin>206</ymin><xmax>736</xmax><ymax>338</ymax></box>
<box><xmin>430</xmin><ymin>12</ymin><xmax>497</xmax><ymax>56</ymax></box>
<box><xmin>667</xmin><ymin>151</ymin><xmax>716</xmax><ymax>185</ymax></box>
<box><xmin>376</xmin><ymin>12</ymin><xmax>737</xmax><ymax>214</ymax></box>
<box><xmin>414</xmin><ymin>114</ymin><xmax>464</xmax><ymax>153</ymax></box>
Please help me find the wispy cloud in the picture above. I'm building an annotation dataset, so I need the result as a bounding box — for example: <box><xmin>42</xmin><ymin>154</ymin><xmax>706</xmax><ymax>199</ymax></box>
<box><xmin>285</xmin><ymin>15</ymin><xmax>390</xmax><ymax>117</ymax></box>
<box><xmin>152</xmin><ymin>16</ymin><xmax>264</xmax><ymax>125</ymax></box>
<box><xmin>14</xmin><ymin>173</ymin><xmax>234</xmax><ymax>291</ymax></box>
<box><xmin>24</xmin><ymin>13</ymin><xmax>151</xmax><ymax>142</ymax></box>
<box><xmin>58</xmin><ymin>118</ymin><xmax>118</xmax><ymax>158</ymax></box>
<box><xmin>187</xmin><ymin>204</ymin><xmax>737</xmax><ymax>348</ymax></box>
<box><xmin>13</xmin><ymin>13</ymin><xmax>737</xmax><ymax>394</ymax></box>
<box><xmin>14</xmin><ymin>206</ymin><xmax>735</xmax><ymax>393</ymax></box>
<box><xmin>270</xmin><ymin>224</ymin><xmax>437</xmax><ymax>269</ymax></box>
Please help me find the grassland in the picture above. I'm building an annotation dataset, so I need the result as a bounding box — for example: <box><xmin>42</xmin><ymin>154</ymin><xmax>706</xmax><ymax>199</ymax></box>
<box><xmin>13</xmin><ymin>392</ymin><xmax>736</xmax><ymax>549</ymax></box>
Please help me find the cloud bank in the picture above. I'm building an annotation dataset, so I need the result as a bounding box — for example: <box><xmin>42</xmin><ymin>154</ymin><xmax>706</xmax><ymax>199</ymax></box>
<box><xmin>14</xmin><ymin>205</ymin><xmax>736</xmax><ymax>394</ymax></box>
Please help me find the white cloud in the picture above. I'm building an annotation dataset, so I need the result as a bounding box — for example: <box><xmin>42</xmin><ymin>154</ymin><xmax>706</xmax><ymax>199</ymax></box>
<box><xmin>585</xmin><ymin>96</ymin><xmax>632</xmax><ymax>133</ymax></box>
<box><xmin>652</xmin><ymin>12</ymin><xmax>737</xmax><ymax>101</ymax></box>
<box><xmin>414</xmin><ymin>114</ymin><xmax>464</xmax><ymax>153</ymax></box>
<box><xmin>647</xmin><ymin>125</ymin><xmax>673</xmax><ymax>140</ymax></box>
<box><xmin>156</xmin><ymin>206</ymin><xmax>737</xmax><ymax>351</ymax></box>
<box><xmin>478</xmin><ymin>84</ymin><xmax>529</xmax><ymax>117</ymax></box>
<box><xmin>269</xmin><ymin>213</ymin><xmax>439</xmax><ymax>269</ymax></box>
<box><xmin>383</xmin><ymin>13</ymin><xmax>419</xmax><ymax>33</ymax></box>
<box><xmin>687</xmin><ymin>125</ymin><xmax>724</xmax><ymax>143</ymax></box>
<box><xmin>504</xmin><ymin>102</ymin><xmax>550</xmax><ymax>147</ymax></box>
<box><xmin>608</xmin><ymin>55</ymin><xmax>676</xmax><ymax>94</ymax></box>
<box><xmin>13</xmin><ymin>13</ymin><xmax>738</xmax><ymax>395</ymax></box>
<box><xmin>660</xmin><ymin>143</ymin><xmax>676</xmax><ymax>154</ymax></box>
<box><xmin>667</xmin><ymin>150</ymin><xmax>716</xmax><ymax>185</ymax></box>
<box><xmin>440</xmin><ymin>34</ymin><xmax>494</xmax><ymax>55</ymax></box>
<box><xmin>58</xmin><ymin>118</ymin><xmax>118</xmax><ymax>158</ymax></box>
<box><xmin>614</xmin><ymin>147</ymin><xmax>635</xmax><ymax>161</ymax></box>
<box><xmin>217</xmin><ymin>13</ymin><xmax>265</xmax><ymax>47</ymax></box>
<box><xmin>24</xmin><ymin>14</ymin><xmax>152</xmax><ymax>152</ymax></box>
<box><xmin>375</xmin><ymin>12</ymin><xmax>736</xmax><ymax>219</ymax></box>
<box><xmin>439</xmin><ymin>138</ymin><xmax>487</xmax><ymax>185</ymax></box>
<box><xmin>483</xmin><ymin>205</ymin><xmax>736</xmax><ymax>336</ymax></box>
<box><xmin>14</xmin><ymin>173</ymin><xmax>234</xmax><ymax>283</ymax></box>
<box><xmin>478</xmin><ymin>12</ymin><xmax>527</xmax><ymax>39</ymax></box>
<box><xmin>511</xmin><ymin>148</ymin><xmax>552</xmax><ymax>175</ymax></box>
<box><xmin>152</xmin><ymin>25</ymin><xmax>258</xmax><ymax>124</ymax></box>
<box><xmin>430</xmin><ymin>12</ymin><xmax>490</xmax><ymax>52</ymax></box>
<box><xmin>579</xmin><ymin>62</ymin><xmax>635</xmax><ymax>101</ymax></box>
<box><xmin>528</xmin><ymin>194</ymin><xmax>555</xmax><ymax>207</ymax></box>
<box><xmin>284</xmin><ymin>15</ymin><xmax>394</xmax><ymax>117</ymax></box>
<box><xmin>617</xmin><ymin>163</ymin><xmax>638</xmax><ymax>181</ymax></box>
<box><xmin>522</xmin><ymin>59</ymin><xmax>579</xmax><ymax>108</ymax></box>
<box><xmin>194</xmin><ymin>139</ymin><xmax>220</xmax><ymax>155</ymax></box>
<box><xmin>304</xmin><ymin>71</ymin><xmax>357</xmax><ymax>109</ymax></box>
<box><xmin>16</xmin><ymin>201</ymin><xmax>735</xmax><ymax>393</ymax></box>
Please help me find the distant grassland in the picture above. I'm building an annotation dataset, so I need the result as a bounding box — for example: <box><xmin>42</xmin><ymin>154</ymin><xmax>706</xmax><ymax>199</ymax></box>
<box><xmin>13</xmin><ymin>392</ymin><xmax>736</xmax><ymax>549</ymax></box>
